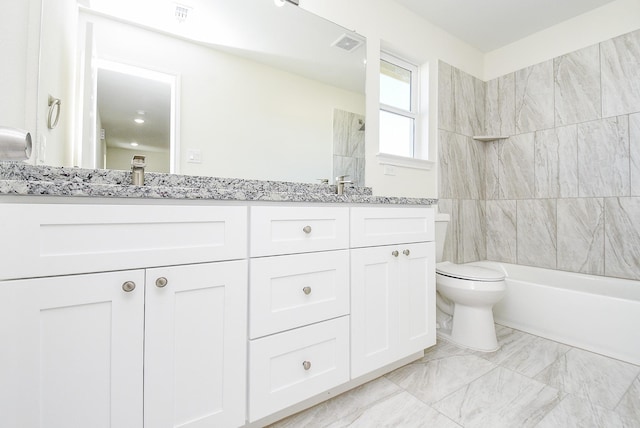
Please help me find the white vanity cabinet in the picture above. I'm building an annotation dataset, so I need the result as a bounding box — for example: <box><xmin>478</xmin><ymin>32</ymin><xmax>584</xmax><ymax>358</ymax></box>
<box><xmin>0</xmin><ymin>202</ymin><xmax>248</xmax><ymax>428</ymax></box>
<box><xmin>247</xmin><ymin>206</ymin><xmax>351</xmax><ymax>422</ymax></box>
<box><xmin>0</xmin><ymin>270</ymin><xmax>145</xmax><ymax>428</ymax></box>
<box><xmin>349</xmin><ymin>207</ymin><xmax>436</xmax><ymax>378</ymax></box>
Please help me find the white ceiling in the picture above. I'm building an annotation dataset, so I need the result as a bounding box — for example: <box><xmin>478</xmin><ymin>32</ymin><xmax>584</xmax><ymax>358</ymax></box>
<box><xmin>392</xmin><ymin>0</ymin><xmax>618</xmax><ymax>52</ymax></box>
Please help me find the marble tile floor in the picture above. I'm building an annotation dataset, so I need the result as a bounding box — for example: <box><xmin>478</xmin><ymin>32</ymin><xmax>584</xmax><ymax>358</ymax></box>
<box><xmin>270</xmin><ymin>325</ymin><xmax>640</xmax><ymax>428</ymax></box>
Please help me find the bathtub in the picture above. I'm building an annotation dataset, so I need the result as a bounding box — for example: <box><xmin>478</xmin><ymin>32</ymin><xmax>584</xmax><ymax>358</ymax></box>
<box><xmin>467</xmin><ymin>261</ymin><xmax>640</xmax><ymax>366</ymax></box>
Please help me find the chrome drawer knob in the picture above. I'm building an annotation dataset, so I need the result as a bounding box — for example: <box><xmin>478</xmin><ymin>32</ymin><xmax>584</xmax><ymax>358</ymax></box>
<box><xmin>155</xmin><ymin>277</ymin><xmax>168</xmax><ymax>288</ymax></box>
<box><xmin>122</xmin><ymin>281</ymin><xmax>136</xmax><ymax>292</ymax></box>
<box><xmin>302</xmin><ymin>286</ymin><xmax>312</xmax><ymax>295</ymax></box>
<box><xmin>403</xmin><ymin>249</ymin><xmax>411</xmax><ymax>256</ymax></box>
<box><xmin>302</xmin><ymin>361</ymin><xmax>311</xmax><ymax>371</ymax></box>
<box><xmin>392</xmin><ymin>250</ymin><xmax>399</xmax><ymax>257</ymax></box>
<box><xmin>303</xmin><ymin>225</ymin><xmax>312</xmax><ymax>234</ymax></box>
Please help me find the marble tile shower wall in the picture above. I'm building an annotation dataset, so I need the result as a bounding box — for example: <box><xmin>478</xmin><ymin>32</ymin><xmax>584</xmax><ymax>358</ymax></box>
<box><xmin>333</xmin><ymin>109</ymin><xmax>365</xmax><ymax>186</ymax></box>
<box><xmin>438</xmin><ymin>28</ymin><xmax>640</xmax><ymax>281</ymax></box>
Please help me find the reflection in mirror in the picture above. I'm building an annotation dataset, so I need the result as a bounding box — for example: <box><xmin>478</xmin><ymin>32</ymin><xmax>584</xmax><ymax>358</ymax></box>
<box><xmin>96</xmin><ymin>61</ymin><xmax>175</xmax><ymax>173</ymax></box>
<box><xmin>38</xmin><ymin>0</ymin><xmax>366</xmax><ymax>184</ymax></box>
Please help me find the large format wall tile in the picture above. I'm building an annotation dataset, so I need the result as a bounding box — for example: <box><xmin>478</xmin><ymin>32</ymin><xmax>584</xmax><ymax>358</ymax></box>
<box><xmin>577</xmin><ymin>116</ymin><xmax>630</xmax><ymax>197</ymax></box>
<box><xmin>461</xmin><ymin>200</ymin><xmax>486</xmax><ymax>262</ymax></box>
<box><xmin>535</xmin><ymin>126</ymin><xmax>578</xmax><ymax>198</ymax></box>
<box><xmin>557</xmin><ymin>198</ymin><xmax>604</xmax><ymax>275</ymax></box>
<box><xmin>439</xmin><ymin>131</ymin><xmax>484</xmax><ymax>200</ymax></box>
<box><xmin>333</xmin><ymin>109</ymin><xmax>365</xmax><ymax>158</ymax></box>
<box><xmin>605</xmin><ymin>197</ymin><xmax>640</xmax><ymax>280</ymax></box>
<box><xmin>485</xmin><ymin>73</ymin><xmax>516</xmax><ymax>136</ymax></box>
<box><xmin>554</xmin><ymin>44</ymin><xmax>601</xmax><ymax>126</ymax></box>
<box><xmin>499</xmin><ymin>133</ymin><xmax>535</xmax><ymax>199</ymax></box>
<box><xmin>437</xmin><ymin>199</ymin><xmax>461</xmax><ymax>264</ymax></box>
<box><xmin>486</xmin><ymin>200</ymin><xmax>517</xmax><ymax>263</ymax></box>
<box><xmin>515</xmin><ymin>60</ymin><xmax>554</xmax><ymax>134</ymax></box>
<box><xmin>631</xmin><ymin>113</ymin><xmax>640</xmax><ymax>196</ymax></box>
<box><xmin>601</xmin><ymin>29</ymin><xmax>640</xmax><ymax>117</ymax></box>
<box><xmin>454</xmin><ymin>67</ymin><xmax>485</xmax><ymax>136</ymax></box>
<box><xmin>517</xmin><ymin>199</ymin><xmax>557</xmax><ymax>269</ymax></box>
<box><xmin>438</xmin><ymin>61</ymin><xmax>455</xmax><ymax>132</ymax></box>
<box><xmin>485</xmin><ymin>141</ymin><xmax>500</xmax><ymax>200</ymax></box>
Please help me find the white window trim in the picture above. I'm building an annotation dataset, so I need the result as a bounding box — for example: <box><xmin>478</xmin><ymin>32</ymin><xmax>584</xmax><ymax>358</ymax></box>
<box><xmin>379</xmin><ymin>51</ymin><xmax>421</xmax><ymax>159</ymax></box>
<box><xmin>376</xmin><ymin>152</ymin><xmax>435</xmax><ymax>170</ymax></box>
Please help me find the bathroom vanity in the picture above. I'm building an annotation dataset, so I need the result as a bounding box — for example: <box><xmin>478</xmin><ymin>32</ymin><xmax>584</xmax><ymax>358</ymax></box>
<box><xmin>0</xmin><ymin>164</ymin><xmax>437</xmax><ymax>428</ymax></box>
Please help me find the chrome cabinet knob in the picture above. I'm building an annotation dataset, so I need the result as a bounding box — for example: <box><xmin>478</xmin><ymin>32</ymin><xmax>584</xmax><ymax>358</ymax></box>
<box><xmin>155</xmin><ymin>277</ymin><xmax>168</xmax><ymax>288</ymax></box>
<box><xmin>302</xmin><ymin>361</ymin><xmax>311</xmax><ymax>370</ymax></box>
<box><xmin>303</xmin><ymin>225</ymin><xmax>312</xmax><ymax>234</ymax></box>
<box><xmin>403</xmin><ymin>249</ymin><xmax>411</xmax><ymax>256</ymax></box>
<box><xmin>302</xmin><ymin>286</ymin><xmax>312</xmax><ymax>295</ymax></box>
<box><xmin>392</xmin><ymin>250</ymin><xmax>399</xmax><ymax>257</ymax></box>
<box><xmin>122</xmin><ymin>281</ymin><xmax>136</xmax><ymax>292</ymax></box>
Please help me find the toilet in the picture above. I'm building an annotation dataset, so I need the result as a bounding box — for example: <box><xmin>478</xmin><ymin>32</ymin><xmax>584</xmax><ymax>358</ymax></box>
<box><xmin>434</xmin><ymin>212</ymin><xmax>506</xmax><ymax>352</ymax></box>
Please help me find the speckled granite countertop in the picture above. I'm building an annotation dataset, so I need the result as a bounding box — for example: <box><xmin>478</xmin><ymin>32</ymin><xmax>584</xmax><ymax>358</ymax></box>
<box><xmin>0</xmin><ymin>163</ymin><xmax>437</xmax><ymax>205</ymax></box>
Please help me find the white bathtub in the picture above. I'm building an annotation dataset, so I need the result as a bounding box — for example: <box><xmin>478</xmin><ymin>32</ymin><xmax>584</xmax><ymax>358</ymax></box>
<box><xmin>467</xmin><ymin>261</ymin><xmax>640</xmax><ymax>366</ymax></box>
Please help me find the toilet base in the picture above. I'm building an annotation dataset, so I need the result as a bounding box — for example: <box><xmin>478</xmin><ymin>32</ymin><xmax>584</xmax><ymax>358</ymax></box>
<box><xmin>436</xmin><ymin>306</ymin><xmax>500</xmax><ymax>352</ymax></box>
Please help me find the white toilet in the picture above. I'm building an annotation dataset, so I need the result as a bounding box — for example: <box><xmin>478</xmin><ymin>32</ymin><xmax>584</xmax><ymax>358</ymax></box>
<box><xmin>434</xmin><ymin>212</ymin><xmax>506</xmax><ymax>352</ymax></box>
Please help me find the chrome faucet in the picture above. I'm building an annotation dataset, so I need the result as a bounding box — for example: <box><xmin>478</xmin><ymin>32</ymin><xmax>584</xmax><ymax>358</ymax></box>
<box><xmin>336</xmin><ymin>175</ymin><xmax>352</xmax><ymax>195</ymax></box>
<box><xmin>131</xmin><ymin>155</ymin><xmax>146</xmax><ymax>186</ymax></box>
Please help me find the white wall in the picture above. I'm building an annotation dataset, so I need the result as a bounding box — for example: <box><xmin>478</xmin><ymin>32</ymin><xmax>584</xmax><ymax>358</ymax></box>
<box><xmin>37</xmin><ymin>0</ymin><xmax>77</xmax><ymax>166</ymax></box>
<box><xmin>484</xmin><ymin>0</ymin><xmax>640</xmax><ymax>80</ymax></box>
<box><xmin>82</xmin><ymin>12</ymin><xmax>364</xmax><ymax>183</ymax></box>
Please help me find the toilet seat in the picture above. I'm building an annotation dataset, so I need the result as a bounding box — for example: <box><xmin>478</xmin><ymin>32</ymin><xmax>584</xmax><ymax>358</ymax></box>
<box><xmin>436</xmin><ymin>261</ymin><xmax>504</xmax><ymax>282</ymax></box>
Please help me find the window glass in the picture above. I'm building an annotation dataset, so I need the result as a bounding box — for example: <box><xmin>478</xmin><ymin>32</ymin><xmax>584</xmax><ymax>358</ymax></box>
<box><xmin>380</xmin><ymin>60</ymin><xmax>411</xmax><ymax>111</ymax></box>
<box><xmin>379</xmin><ymin>110</ymin><xmax>414</xmax><ymax>157</ymax></box>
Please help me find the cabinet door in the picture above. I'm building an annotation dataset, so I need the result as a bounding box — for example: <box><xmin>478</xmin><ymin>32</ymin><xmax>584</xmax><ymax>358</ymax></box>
<box><xmin>350</xmin><ymin>245</ymin><xmax>399</xmax><ymax>378</ymax></box>
<box><xmin>0</xmin><ymin>270</ymin><xmax>145</xmax><ymax>428</ymax></box>
<box><xmin>144</xmin><ymin>261</ymin><xmax>248</xmax><ymax>428</ymax></box>
<box><xmin>397</xmin><ymin>242</ymin><xmax>436</xmax><ymax>358</ymax></box>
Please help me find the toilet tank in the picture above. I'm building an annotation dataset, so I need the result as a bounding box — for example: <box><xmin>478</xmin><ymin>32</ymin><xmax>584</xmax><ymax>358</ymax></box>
<box><xmin>435</xmin><ymin>212</ymin><xmax>450</xmax><ymax>262</ymax></box>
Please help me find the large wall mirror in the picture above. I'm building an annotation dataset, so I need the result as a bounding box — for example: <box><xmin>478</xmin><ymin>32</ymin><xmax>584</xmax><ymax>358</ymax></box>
<box><xmin>39</xmin><ymin>0</ymin><xmax>366</xmax><ymax>184</ymax></box>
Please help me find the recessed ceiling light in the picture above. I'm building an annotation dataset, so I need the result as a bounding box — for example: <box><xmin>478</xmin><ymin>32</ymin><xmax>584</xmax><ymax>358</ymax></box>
<box><xmin>134</xmin><ymin>118</ymin><xmax>145</xmax><ymax>124</ymax></box>
<box><xmin>130</xmin><ymin>142</ymin><xmax>139</xmax><ymax>147</ymax></box>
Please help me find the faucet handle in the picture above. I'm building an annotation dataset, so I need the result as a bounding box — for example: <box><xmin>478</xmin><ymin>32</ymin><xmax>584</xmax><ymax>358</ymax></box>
<box><xmin>131</xmin><ymin>155</ymin><xmax>146</xmax><ymax>169</ymax></box>
<box><xmin>335</xmin><ymin>174</ymin><xmax>350</xmax><ymax>183</ymax></box>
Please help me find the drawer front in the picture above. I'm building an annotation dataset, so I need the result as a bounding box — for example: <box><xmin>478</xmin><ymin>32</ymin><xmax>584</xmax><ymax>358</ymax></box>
<box><xmin>249</xmin><ymin>250</ymin><xmax>349</xmax><ymax>339</ymax></box>
<box><xmin>250</xmin><ymin>206</ymin><xmax>349</xmax><ymax>256</ymax></box>
<box><xmin>350</xmin><ymin>206</ymin><xmax>434</xmax><ymax>248</ymax></box>
<box><xmin>0</xmin><ymin>204</ymin><xmax>247</xmax><ymax>280</ymax></box>
<box><xmin>248</xmin><ymin>316</ymin><xmax>349</xmax><ymax>422</ymax></box>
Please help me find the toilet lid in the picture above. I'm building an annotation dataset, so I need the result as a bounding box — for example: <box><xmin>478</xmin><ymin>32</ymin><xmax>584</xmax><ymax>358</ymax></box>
<box><xmin>436</xmin><ymin>263</ymin><xmax>505</xmax><ymax>281</ymax></box>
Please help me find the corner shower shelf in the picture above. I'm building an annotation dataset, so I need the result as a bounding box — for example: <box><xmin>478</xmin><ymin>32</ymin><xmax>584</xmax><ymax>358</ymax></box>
<box><xmin>473</xmin><ymin>135</ymin><xmax>509</xmax><ymax>142</ymax></box>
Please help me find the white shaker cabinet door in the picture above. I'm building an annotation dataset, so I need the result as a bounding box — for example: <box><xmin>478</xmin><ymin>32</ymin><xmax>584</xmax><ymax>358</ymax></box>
<box><xmin>0</xmin><ymin>270</ymin><xmax>145</xmax><ymax>428</ymax></box>
<box><xmin>350</xmin><ymin>245</ymin><xmax>400</xmax><ymax>378</ymax></box>
<box><xmin>350</xmin><ymin>242</ymin><xmax>435</xmax><ymax>379</ymax></box>
<box><xmin>144</xmin><ymin>260</ymin><xmax>248</xmax><ymax>428</ymax></box>
<box><xmin>397</xmin><ymin>242</ymin><xmax>436</xmax><ymax>358</ymax></box>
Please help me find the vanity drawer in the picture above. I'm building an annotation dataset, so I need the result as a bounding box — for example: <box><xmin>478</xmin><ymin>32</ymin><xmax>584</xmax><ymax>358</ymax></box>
<box><xmin>248</xmin><ymin>316</ymin><xmax>349</xmax><ymax>422</ymax></box>
<box><xmin>0</xmin><ymin>203</ymin><xmax>247</xmax><ymax>280</ymax></box>
<box><xmin>250</xmin><ymin>206</ymin><xmax>349</xmax><ymax>256</ymax></box>
<box><xmin>249</xmin><ymin>250</ymin><xmax>349</xmax><ymax>339</ymax></box>
<box><xmin>350</xmin><ymin>206</ymin><xmax>434</xmax><ymax>248</ymax></box>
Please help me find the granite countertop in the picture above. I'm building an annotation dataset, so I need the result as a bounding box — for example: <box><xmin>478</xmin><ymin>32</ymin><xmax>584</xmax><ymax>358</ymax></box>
<box><xmin>0</xmin><ymin>163</ymin><xmax>437</xmax><ymax>205</ymax></box>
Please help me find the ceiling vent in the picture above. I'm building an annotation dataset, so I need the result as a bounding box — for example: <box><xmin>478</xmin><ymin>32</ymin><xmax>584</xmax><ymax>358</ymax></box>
<box><xmin>331</xmin><ymin>34</ymin><xmax>364</xmax><ymax>52</ymax></box>
<box><xmin>174</xmin><ymin>4</ymin><xmax>192</xmax><ymax>23</ymax></box>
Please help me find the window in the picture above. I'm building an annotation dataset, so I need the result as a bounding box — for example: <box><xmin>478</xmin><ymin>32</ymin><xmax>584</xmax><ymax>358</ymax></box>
<box><xmin>379</xmin><ymin>52</ymin><xmax>418</xmax><ymax>159</ymax></box>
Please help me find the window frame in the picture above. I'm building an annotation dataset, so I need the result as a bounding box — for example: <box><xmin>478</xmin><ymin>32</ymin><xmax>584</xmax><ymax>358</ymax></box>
<box><xmin>379</xmin><ymin>51</ymin><xmax>419</xmax><ymax>158</ymax></box>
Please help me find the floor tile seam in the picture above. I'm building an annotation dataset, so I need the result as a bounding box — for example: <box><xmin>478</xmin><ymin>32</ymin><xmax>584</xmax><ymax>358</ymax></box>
<box><xmin>495</xmin><ymin>341</ymin><xmax>573</xmax><ymax>382</ymax></box>
<box><xmin>317</xmin><ymin>389</ymin><xmax>408</xmax><ymax>428</ymax></box>
<box><xmin>612</xmin><ymin>371</ymin><xmax>640</xmax><ymax>412</ymax></box>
